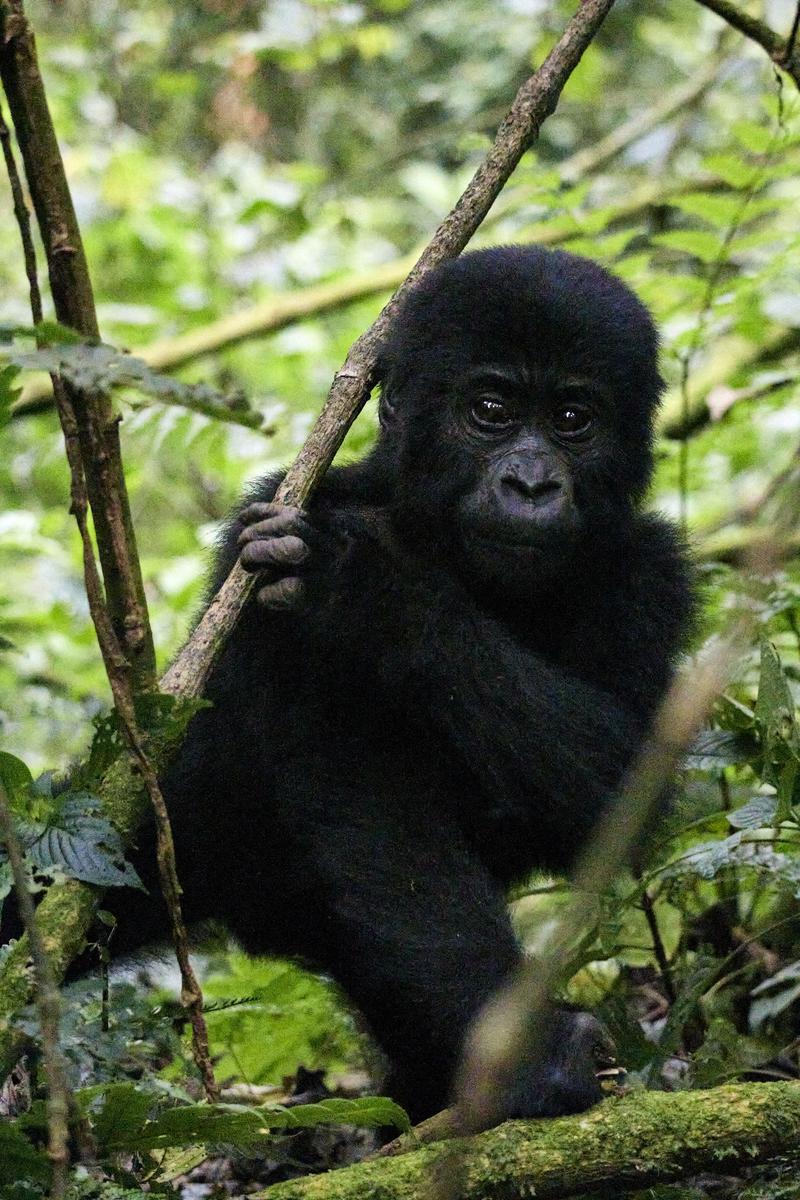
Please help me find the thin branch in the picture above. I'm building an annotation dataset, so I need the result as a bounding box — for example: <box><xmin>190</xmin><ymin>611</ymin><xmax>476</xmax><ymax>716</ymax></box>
<box><xmin>694</xmin><ymin>0</ymin><xmax>800</xmax><ymax>88</ymax></box>
<box><xmin>1</xmin><ymin>0</ymin><xmax>217</xmax><ymax>1099</ymax></box>
<box><xmin>557</xmin><ymin>57</ymin><xmax>722</xmax><ymax>185</ymax></box>
<box><xmin>788</xmin><ymin>2</ymin><xmax>800</xmax><ymax>61</ymax></box>
<box><xmin>0</xmin><ymin>781</ymin><xmax>72</xmax><ymax>1200</ymax></box>
<box><xmin>0</xmin><ymin>98</ymin><xmax>41</xmax><ymax>323</ymax></box>
<box><xmin>640</xmin><ymin>887</ymin><xmax>677</xmax><ymax>1004</ymax></box>
<box><xmin>51</xmin><ymin>375</ymin><xmax>218</xmax><ymax>1100</ymax></box>
<box><xmin>0</xmin><ymin>0</ymin><xmax>156</xmax><ymax>687</ymax></box>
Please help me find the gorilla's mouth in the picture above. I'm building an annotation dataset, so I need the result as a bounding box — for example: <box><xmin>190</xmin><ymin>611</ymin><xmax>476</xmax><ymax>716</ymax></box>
<box><xmin>461</xmin><ymin>513</ymin><xmax>583</xmax><ymax>555</ymax></box>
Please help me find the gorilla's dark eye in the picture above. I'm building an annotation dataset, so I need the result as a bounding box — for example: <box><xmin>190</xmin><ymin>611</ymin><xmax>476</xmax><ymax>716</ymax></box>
<box><xmin>551</xmin><ymin>399</ymin><xmax>593</xmax><ymax>439</ymax></box>
<box><xmin>469</xmin><ymin>395</ymin><xmax>516</xmax><ymax>429</ymax></box>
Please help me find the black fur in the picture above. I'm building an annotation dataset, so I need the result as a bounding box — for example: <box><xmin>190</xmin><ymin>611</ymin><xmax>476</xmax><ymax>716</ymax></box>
<box><xmin>110</xmin><ymin>246</ymin><xmax>695</xmax><ymax>1121</ymax></box>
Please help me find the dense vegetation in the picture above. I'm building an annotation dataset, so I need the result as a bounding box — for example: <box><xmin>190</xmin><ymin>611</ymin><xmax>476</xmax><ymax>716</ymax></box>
<box><xmin>2</xmin><ymin>0</ymin><xmax>800</xmax><ymax>1196</ymax></box>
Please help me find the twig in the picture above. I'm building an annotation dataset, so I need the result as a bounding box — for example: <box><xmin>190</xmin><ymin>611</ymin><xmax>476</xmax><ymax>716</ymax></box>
<box><xmin>0</xmin><ymin>98</ymin><xmax>40</xmax><ymax>322</ymax></box>
<box><xmin>51</xmin><ymin>375</ymin><xmax>219</xmax><ymax>1100</ymax></box>
<box><xmin>640</xmin><ymin>887</ymin><xmax>677</xmax><ymax>1004</ymax></box>
<box><xmin>788</xmin><ymin>3</ymin><xmax>800</xmax><ymax>62</ymax></box>
<box><xmin>557</xmin><ymin>58</ymin><xmax>722</xmax><ymax>185</ymax></box>
<box><xmin>694</xmin><ymin>0</ymin><xmax>800</xmax><ymax>88</ymax></box>
<box><xmin>1</xmin><ymin>0</ymin><xmax>217</xmax><ymax>1100</ymax></box>
<box><xmin>0</xmin><ymin>781</ymin><xmax>71</xmax><ymax>1199</ymax></box>
<box><xmin>0</xmin><ymin>0</ymin><xmax>156</xmax><ymax>687</ymax></box>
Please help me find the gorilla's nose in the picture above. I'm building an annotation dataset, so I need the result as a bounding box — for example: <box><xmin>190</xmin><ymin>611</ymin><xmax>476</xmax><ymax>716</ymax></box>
<box><xmin>500</xmin><ymin>458</ymin><xmax>564</xmax><ymax>507</ymax></box>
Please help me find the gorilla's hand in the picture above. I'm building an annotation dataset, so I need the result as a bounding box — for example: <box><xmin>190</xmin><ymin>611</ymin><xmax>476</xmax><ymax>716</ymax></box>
<box><xmin>503</xmin><ymin>1011</ymin><xmax>619</xmax><ymax>1119</ymax></box>
<box><xmin>238</xmin><ymin>502</ymin><xmax>341</xmax><ymax>610</ymax></box>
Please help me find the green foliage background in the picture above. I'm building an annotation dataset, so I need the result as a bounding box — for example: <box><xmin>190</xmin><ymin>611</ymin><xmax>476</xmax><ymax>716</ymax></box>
<box><xmin>3</xmin><ymin>0</ymin><xmax>800</xmax><ymax>1193</ymax></box>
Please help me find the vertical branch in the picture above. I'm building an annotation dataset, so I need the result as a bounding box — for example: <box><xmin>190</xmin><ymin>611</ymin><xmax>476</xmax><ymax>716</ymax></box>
<box><xmin>640</xmin><ymin>886</ymin><xmax>677</xmax><ymax>1004</ymax></box>
<box><xmin>0</xmin><ymin>15</ymin><xmax>217</xmax><ymax>1099</ymax></box>
<box><xmin>0</xmin><ymin>0</ymin><xmax>155</xmax><ymax>688</ymax></box>
<box><xmin>52</xmin><ymin>375</ymin><xmax>219</xmax><ymax>1101</ymax></box>
<box><xmin>0</xmin><ymin>782</ymin><xmax>71</xmax><ymax>1200</ymax></box>
<box><xmin>787</xmin><ymin>3</ymin><xmax>800</xmax><ymax>61</ymax></box>
<box><xmin>0</xmin><ymin>98</ymin><xmax>40</xmax><ymax>321</ymax></box>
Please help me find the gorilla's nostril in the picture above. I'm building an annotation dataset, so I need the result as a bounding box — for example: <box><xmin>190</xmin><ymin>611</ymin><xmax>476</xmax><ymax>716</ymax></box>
<box><xmin>504</xmin><ymin>474</ymin><xmax>563</xmax><ymax>503</ymax></box>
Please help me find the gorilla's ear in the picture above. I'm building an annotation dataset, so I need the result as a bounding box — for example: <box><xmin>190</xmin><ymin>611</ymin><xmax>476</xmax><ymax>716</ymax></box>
<box><xmin>374</xmin><ymin>345</ymin><xmax>400</xmax><ymax>429</ymax></box>
<box><xmin>378</xmin><ymin>382</ymin><xmax>400</xmax><ymax>429</ymax></box>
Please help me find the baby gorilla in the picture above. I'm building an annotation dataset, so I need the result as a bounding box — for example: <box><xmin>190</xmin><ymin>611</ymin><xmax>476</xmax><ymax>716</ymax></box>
<box><xmin>118</xmin><ymin>245</ymin><xmax>695</xmax><ymax>1121</ymax></box>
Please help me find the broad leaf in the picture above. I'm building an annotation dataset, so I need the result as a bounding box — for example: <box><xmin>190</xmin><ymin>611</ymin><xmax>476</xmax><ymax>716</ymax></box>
<box><xmin>4</xmin><ymin>792</ymin><xmax>143</xmax><ymax>890</ymax></box>
<box><xmin>727</xmin><ymin>794</ymin><xmax>778</xmax><ymax>830</ymax></box>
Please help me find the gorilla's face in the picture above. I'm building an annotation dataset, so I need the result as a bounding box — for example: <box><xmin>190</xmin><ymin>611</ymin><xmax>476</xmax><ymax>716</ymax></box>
<box><xmin>453</xmin><ymin>364</ymin><xmax>596</xmax><ymax>546</ymax></box>
<box><xmin>378</xmin><ymin>245</ymin><xmax>662</xmax><ymax>589</ymax></box>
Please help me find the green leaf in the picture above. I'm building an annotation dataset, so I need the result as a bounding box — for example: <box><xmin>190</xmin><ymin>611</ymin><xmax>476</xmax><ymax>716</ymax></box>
<box><xmin>669</xmin><ymin>192</ymin><xmax>751</xmax><ymax>229</ymax></box>
<box><xmin>651</xmin><ymin>229</ymin><xmax>725</xmax><ymax>264</ymax></box>
<box><xmin>750</xmin><ymin>960</ymin><xmax>800</xmax><ymax>1027</ymax></box>
<box><xmin>755</xmin><ymin>637</ymin><xmax>798</xmax><ymax>761</ymax></box>
<box><xmin>90</xmin><ymin>1083</ymin><xmax>156</xmax><ymax>1153</ymax></box>
<box><xmin>87</xmin><ymin>1089</ymin><xmax>409</xmax><ymax>1156</ymax></box>
<box><xmin>668</xmin><ymin>834</ymin><xmax>800</xmax><ymax>895</ymax></box>
<box><xmin>137</xmin><ymin>1096</ymin><xmax>409</xmax><ymax>1149</ymax></box>
<box><xmin>727</xmin><ymin>794</ymin><xmax>778</xmax><ymax>830</ymax></box>
<box><xmin>0</xmin><ymin>1123</ymin><xmax>49</xmax><ymax>1185</ymax></box>
<box><xmin>686</xmin><ymin>728</ymin><xmax>759</xmax><ymax>770</ymax></box>
<box><xmin>777</xmin><ymin>760</ymin><xmax>799</xmax><ymax>823</ymax></box>
<box><xmin>276</xmin><ymin>1096</ymin><xmax>411</xmax><ymax>1132</ymax></box>
<box><xmin>703</xmin><ymin>152</ymin><xmax>755</xmax><ymax>189</ymax></box>
<box><xmin>732</xmin><ymin>119</ymin><xmax>774</xmax><ymax>155</ymax></box>
<box><xmin>5</xmin><ymin>792</ymin><xmax>143</xmax><ymax>890</ymax></box>
<box><xmin>0</xmin><ymin>861</ymin><xmax>12</xmax><ymax>915</ymax></box>
<box><xmin>0</xmin><ymin>319</ymin><xmax>84</xmax><ymax>346</ymax></box>
<box><xmin>0</xmin><ymin>363</ymin><xmax>21</xmax><ymax>428</ymax></box>
<box><xmin>0</xmin><ymin>752</ymin><xmax>33</xmax><ymax>799</ymax></box>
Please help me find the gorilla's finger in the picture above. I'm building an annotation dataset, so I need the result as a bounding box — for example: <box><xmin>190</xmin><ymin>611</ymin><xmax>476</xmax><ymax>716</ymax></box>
<box><xmin>239</xmin><ymin>502</ymin><xmax>307</xmax><ymax>529</ymax></box>
<box><xmin>238</xmin><ymin>511</ymin><xmax>314</xmax><ymax>548</ymax></box>
<box><xmin>240</xmin><ymin>535</ymin><xmax>309</xmax><ymax>572</ymax></box>
<box><xmin>256</xmin><ymin>576</ymin><xmax>306</xmax><ymax>610</ymax></box>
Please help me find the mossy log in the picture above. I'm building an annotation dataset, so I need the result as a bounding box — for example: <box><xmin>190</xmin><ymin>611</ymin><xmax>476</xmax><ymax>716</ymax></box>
<box><xmin>255</xmin><ymin>1084</ymin><xmax>800</xmax><ymax>1200</ymax></box>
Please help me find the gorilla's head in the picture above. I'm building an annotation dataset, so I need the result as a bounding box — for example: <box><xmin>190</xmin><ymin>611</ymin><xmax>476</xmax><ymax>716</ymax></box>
<box><xmin>377</xmin><ymin>246</ymin><xmax>663</xmax><ymax>586</ymax></box>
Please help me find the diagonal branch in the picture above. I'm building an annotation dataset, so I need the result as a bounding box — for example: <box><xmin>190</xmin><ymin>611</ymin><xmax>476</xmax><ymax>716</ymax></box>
<box><xmin>161</xmin><ymin>0</ymin><xmax>618</xmax><ymax>699</ymax></box>
<box><xmin>694</xmin><ymin>0</ymin><xmax>800</xmax><ymax>88</ymax></box>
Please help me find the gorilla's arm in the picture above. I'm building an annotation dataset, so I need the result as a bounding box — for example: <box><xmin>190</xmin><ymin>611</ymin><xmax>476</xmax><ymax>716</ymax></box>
<box><xmin>237</xmin><ymin>502</ymin><xmax>692</xmax><ymax>862</ymax></box>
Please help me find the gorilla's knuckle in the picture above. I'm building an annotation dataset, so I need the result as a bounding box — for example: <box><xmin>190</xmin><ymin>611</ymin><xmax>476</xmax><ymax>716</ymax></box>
<box><xmin>257</xmin><ymin>576</ymin><xmax>305</xmax><ymax>610</ymax></box>
<box><xmin>275</xmin><ymin>535</ymin><xmax>310</xmax><ymax>564</ymax></box>
<box><xmin>239</xmin><ymin>501</ymin><xmax>278</xmax><ymax>525</ymax></box>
